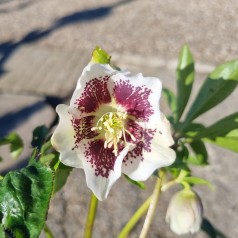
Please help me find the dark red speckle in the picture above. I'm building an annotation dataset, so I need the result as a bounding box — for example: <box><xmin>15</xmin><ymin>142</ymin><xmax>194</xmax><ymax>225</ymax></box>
<box><xmin>84</xmin><ymin>140</ymin><xmax>124</xmax><ymax>178</ymax></box>
<box><xmin>71</xmin><ymin>115</ymin><xmax>98</xmax><ymax>149</ymax></box>
<box><xmin>123</xmin><ymin>120</ymin><xmax>156</xmax><ymax>163</ymax></box>
<box><xmin>113</xmin><ymin>79</ymin><xmax>153</xmax><ymax>121</ymax></box>
<box><xmin>75</xmin><ymin>76</ymin><xmax>111</xmax><ymax>113</ymax></box>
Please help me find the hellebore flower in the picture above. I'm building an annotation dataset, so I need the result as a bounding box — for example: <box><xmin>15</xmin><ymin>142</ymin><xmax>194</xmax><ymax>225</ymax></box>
<box><xmin>51</xmin><ymin>63</ymin><xmax>175</xmax><ymax>200</ymax></box>
<box><xmin>166</xmin><ymin>189</ymin><xmax>203</xmax><ymax>235</ymax></box>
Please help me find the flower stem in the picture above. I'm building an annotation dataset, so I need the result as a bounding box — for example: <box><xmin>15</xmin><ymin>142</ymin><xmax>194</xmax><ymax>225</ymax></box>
<box><xmin>84</xmin><ymin>193</ymin><xmax>98</xmax><ymax>238</ymax></box>
<box><xmin>139</xmin><ymin>170</ymin><xmax>165</xmax><ymax>238</ymax></box>
<box><xmin>44</xmin><ymin>224</ymin><xmax>55</xmax><ymax>238</ymax></box>
<box><xmin>118</xmin><ymin>196</ymin><xmax>152</xmax><ymax>238</ymax></box>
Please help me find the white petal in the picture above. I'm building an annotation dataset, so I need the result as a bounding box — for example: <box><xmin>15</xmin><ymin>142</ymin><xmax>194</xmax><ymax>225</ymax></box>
<box><xmin>109</xmin><ymin>72</ymin><xmax>162</xmax><ymax>123</ymax></box>
<box><xmin>51</xmin><ymin>104</ymin><xmax>83</xmax><ymax>168</ymax></box>
<box><xmin>155</xmin><ymin>113</ymin><xmax>174</xmax><ymax>147</ymax></box>
<box><xmin>82</xmin><ymin>145</ymin><xmax>129</xmax><ymax>201</ymax></box>
<box><xmin>70</xmin><ymin>63</ymin><xmax>118</xmax><ymax>107</ymax></box>
<box><xmin>122</xmin><ymin>142</ymin><xmax>175</xmax><ymax>181</ymax></box>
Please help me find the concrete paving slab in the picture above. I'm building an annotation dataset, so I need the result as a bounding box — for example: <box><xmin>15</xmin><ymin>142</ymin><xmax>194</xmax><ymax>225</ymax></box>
<box><xmin>0</xmin><ymin>45</ymin><xmax>89</xmax><ymax>97</ymax></box>
<box><xmin>0</xmin><ymin>0</ymin><xmax>238</xmax><ymax>237</ymax></box>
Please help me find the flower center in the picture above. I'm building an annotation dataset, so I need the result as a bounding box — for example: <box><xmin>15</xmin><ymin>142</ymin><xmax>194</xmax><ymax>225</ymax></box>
<box><xmin>91</xmin><ymin>111</ymin><xmax>136</xmax><ymax>156</ymax></box>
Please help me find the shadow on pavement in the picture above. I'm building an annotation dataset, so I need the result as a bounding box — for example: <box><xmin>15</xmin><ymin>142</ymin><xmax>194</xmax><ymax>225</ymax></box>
<box><xmin>0</xmin><ymin>100</ymin><xmax>45</xmax><ymax>137</ymax></box>
<box><xmin>0</xmin><ymin>0</ymin><xmax>134</xmax><ymax>77</ymax></box>
<box><xmin>0</xmin><ymin>158</ymin><xmax>28</xmax><ymax>175</ymax></box>
<box><xmin>0</xmin><ymin>95</ymin><xmax>66</xmax><ymax>137</ymax></box>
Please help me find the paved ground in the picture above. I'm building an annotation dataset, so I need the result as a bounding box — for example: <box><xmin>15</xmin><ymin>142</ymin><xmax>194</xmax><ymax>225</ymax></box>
<box><xmin>0</xmin><ymin>0</ymin><xmax>238</xmax><ymax>237</ymax></box>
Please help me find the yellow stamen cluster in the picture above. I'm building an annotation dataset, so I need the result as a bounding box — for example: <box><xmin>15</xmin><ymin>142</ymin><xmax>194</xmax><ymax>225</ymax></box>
<box><xmin>91</xmin><ymin>111</ymin><xmax>136</xmax><ymax>156</ymax></box>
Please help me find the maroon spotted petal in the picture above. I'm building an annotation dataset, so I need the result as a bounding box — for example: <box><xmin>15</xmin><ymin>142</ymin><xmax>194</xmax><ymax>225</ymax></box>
<box><xmin>113</xmin><ymin>79</ymin><xmax>154</xmax><ymax>121</ymax></box>
<box><xmin>71</xmin><ymin>115</ymin><xmax>98</xmax><ymax>149</ymax></box>
<box><xmin>84</xmin><ymin>139</ymin><xmax>119</xmax><ymax>178</ymax></box>
<box><xmin>74</xmin><ymin>76</ymin><xmax>111</xmax><ymax>113</ymax></box>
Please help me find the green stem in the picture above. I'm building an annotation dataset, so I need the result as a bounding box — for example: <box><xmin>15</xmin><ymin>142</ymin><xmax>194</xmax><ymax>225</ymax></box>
<box><xmin>118</xmin><ymin>196</ymin><xmax>152</xmax><ymax>238</ymax></box>
<box><xmin>44</xmin><ymin>224</ymin><xmax>55</xmax><ymax>238</ymax></box>
<box><xmin>139</xmin><ymin>170</ymin><xmax>165</xmax><ymax>238</ymax></box>
<box><xmin>84</xmin><ymin>193</ymin><xmax>98</xmax><ymax>238</ymax></box>
<box><xmin>161</xmin><ymin>180</ymin><xmax>176</xmax><ymax>192</ymax></box>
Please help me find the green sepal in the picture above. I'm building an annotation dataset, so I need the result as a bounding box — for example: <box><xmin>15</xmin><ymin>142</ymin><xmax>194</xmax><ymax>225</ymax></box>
<box><xmin>0</xmin><ymin>133</ymin><xmax>23</xmax><ymax>160</ymax></box>
<box><xmin>184</xmin><ymin>60</ymin><xmax>238</xmax><ymax>124</ymax></box>
<box><xmin>0</xmin><ymin>160</ymin><xmax>53</xmax><ymax>238</ymax></box>
<box><xmin>182</xmin><ymin>177</ymin><xmax>213</xmax><ymax>189</ymax></box>
<box><xmin>124</xmin><ymin>175</ymin><xmax>146</xmax><ymax>190</ymax></box>
<box><xmin>175</xmin><ymin>45</ymin><xmax>195</xmax><ymax>122</ymax></box>
<box><xmin>91</xmin><ymin>46</ymin><xmax>111</xmax><ymax>64</ymax></box>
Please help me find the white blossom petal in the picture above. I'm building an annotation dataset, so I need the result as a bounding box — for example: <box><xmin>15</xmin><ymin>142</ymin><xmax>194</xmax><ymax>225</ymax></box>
<box><xmin>81</xmin><ymin>144</ymin><xmax>130</xmax><ymax>200</ymax></box>
<box><xmin>109</xmin><ymin>72</ymin><xmax>162</xmax><ymax>123</ymax></box>
<box><xmin>122</xmin><ymin>113</ymin><xmax>175</xmax><ymax>181</ymax></box>
<box><xmin>122</xmin><ymin>142</ymin><xmax>175</xmax><ymax>181</ymax></box>
<box><xmin>51</xmin><ymin>104</ymin><xmax>83</xmax><ymax>168</ymax></box>
<box><xmin>70</xmin><ymin>63</ymin><xmax>117</xmax><ymax>107</ymax></box>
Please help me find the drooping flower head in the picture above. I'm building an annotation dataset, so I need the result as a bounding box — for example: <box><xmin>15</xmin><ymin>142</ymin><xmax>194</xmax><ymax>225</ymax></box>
<box><xmin>166</xmin><ymin>189</ymin><xmax>203</xmax><ymax>235</ymax></box>
<box><xmin>51</xmin><ymin>61</ymin><xmax>175</xmax><ymax>200</ymax></box>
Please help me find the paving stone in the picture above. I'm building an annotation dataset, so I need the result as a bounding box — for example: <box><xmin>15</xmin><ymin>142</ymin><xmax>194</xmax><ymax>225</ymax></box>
<box><xmin>0</xmin><ymin>0</ymin><xmax>237</xmax><ymax>237</ymax></box>
<box><xmin>0</xmin><ymin>45</ymin><xmax>89</xmax><ymax>97</ymax></box>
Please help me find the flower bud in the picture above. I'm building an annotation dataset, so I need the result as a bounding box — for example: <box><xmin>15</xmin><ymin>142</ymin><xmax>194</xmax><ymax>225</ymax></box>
<box><xmin>166</xmin><ymin>189</ymin><xmax>203</xmax><ymax>235</ymax></box>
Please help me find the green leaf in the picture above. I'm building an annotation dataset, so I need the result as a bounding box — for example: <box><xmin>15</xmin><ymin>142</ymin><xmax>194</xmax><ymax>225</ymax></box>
<box><xmin>203</xmin><ymin>134</ymin><xmax>238</xmax><ymax>153</ymax></box>
<box><xmin>124</xmin><ymin>175</ymin><xmax>146</xmax><ymax>190</ymax></box>
<box><xmin>162</xmin><ymin>88</ymin><xmax>177</xmax><ymax>113</ymax></box>
<box><xmin>175</xmin><ymin>45</ymin><xmax>195</xmax><ymax>122</ymax></box>
<box><xmin>202</xmin><ymin>218</ymin><xmax>229</xmax><ymax>238</ymax></box>
<box><xmin>40</xmin><ymin>141</ymin><xmax>52</xmax><ymax>155</ymax></box>
<box><xmin>182</xmin><ymin>177</ymin><xmax>213</xmax><ymax>189</ymax></box>
<box><xmin>184</xmin><ymin>60</ymin><xmax>238</xmax><ymax>124</ymax></box>
<box><xmin>0</xmin><ymin>133</ymin><xmax>23</xmax><ymax>160</ymax></box>
<box><xmin>40</xmin><ymin>154</ymin><xmax>56</xmax><ymax>165</ymax></box>
<box><xmin>183</xmin><ymin>123</ymin><xmax>205</xmax><ymax>138</ymax></box>
<box><xmin>0</xmin><ymin>161</ymin><xmax>53</xmax><ymax>238</ymax></box>
<box><xmin>53</xmin><ymin>162</ymin><xmax>72</xmax><ymax>194</ymax></box>
<box><xmin>91</xmin><ymin>46</ymin><xmax>111</xmax><ymax>64</ymax></box>
<box><xmin>191</xmin><ymin>112</ymin><xmax>238</xmax><ymax>139</ymax></box>
<box><xmin>0</xmin><ymin>226</ymin><xmax>5</xmax><ymax>238</ymax></box>
<box><xmin>167</xmin><ymin>144</ymin><xmax>190</xmax><ymax>177</ymax></box>
<box><xmin>31</xmin><ymin>125</ymin><xmax>49</xmax><ymax>149</ymax></box>
<box><xmin>187</xmin><ymin>140</ymin><xmax>208</xmax><ymax>165</ymax></box>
